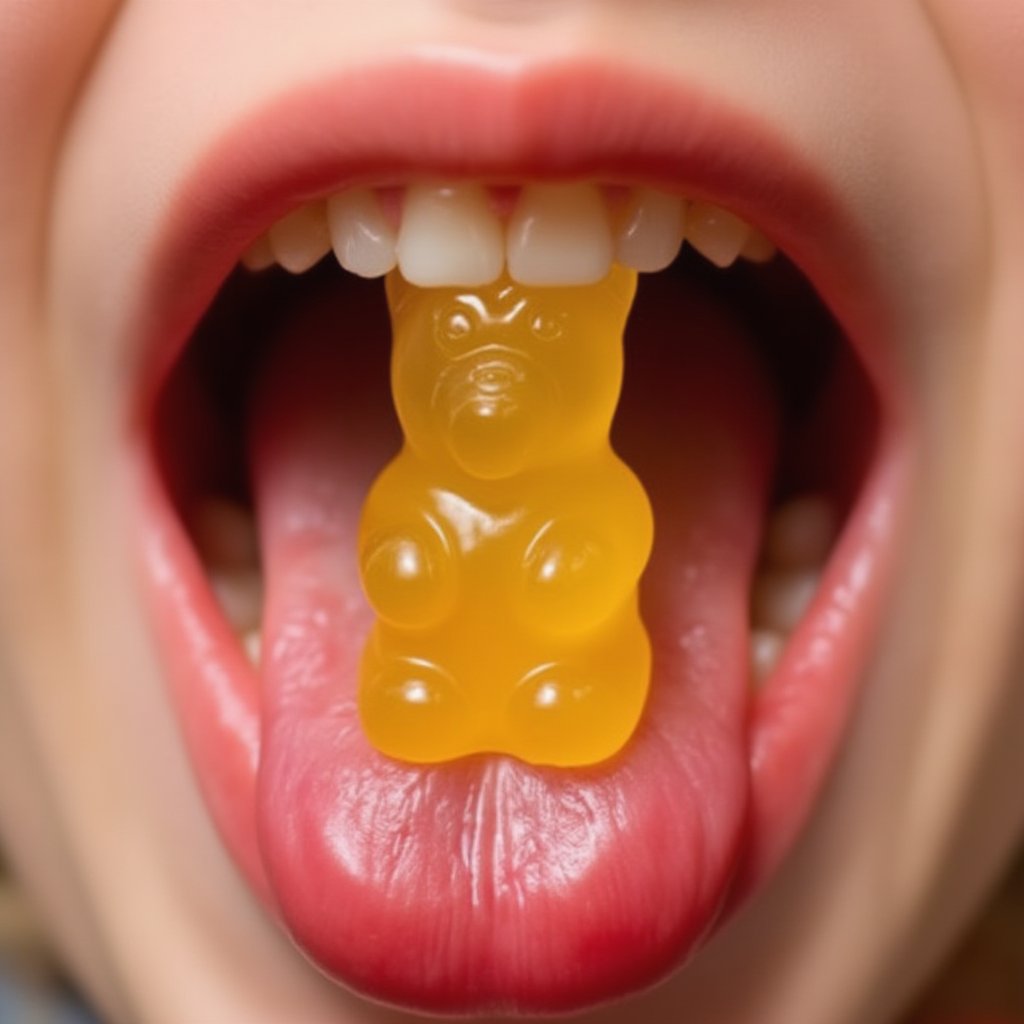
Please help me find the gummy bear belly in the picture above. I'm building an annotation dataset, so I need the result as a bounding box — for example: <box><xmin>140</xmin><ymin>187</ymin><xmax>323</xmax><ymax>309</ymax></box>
<box><xmin>358</xmin><ymin>456</ymin><xmax>653</xmax><ymax>766</ymax></box>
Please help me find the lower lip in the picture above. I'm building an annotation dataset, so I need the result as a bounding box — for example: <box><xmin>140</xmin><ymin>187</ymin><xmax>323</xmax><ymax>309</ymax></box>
<box><xmin>129</xmin><ymin>56</ymin><xmax>907</xmax><ymax>1013</ymax></box>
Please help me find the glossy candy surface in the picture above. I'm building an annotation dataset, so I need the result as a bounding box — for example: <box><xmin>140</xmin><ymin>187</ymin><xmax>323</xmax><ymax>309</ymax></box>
<box><xmin>358</xmin><ymin>265</ymin><xmax>653</xmax><ymax>766</ymax></box>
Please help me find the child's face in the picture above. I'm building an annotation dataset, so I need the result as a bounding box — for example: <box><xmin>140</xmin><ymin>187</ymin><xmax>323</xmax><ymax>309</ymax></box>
<box><xmin>2</xmin><ymin>2</ymin><xmax>1023</xmax><ymax>1021</ymax></box>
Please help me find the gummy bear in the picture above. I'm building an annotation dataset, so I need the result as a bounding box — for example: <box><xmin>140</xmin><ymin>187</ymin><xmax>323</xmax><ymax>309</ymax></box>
<box><xmin>357</xmin><ymin>265</ymin><xmax>653</xmax><ymax>767</ymax></box>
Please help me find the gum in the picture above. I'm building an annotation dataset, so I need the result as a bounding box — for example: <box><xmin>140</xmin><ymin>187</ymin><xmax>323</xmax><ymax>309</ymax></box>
<box><xmin>357</xmin><ymin>266</ymin><xmax>653</xmax><ymax>766</ymax></box>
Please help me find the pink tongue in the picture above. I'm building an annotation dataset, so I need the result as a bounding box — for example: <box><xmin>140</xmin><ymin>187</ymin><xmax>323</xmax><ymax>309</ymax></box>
<box><xmin>248</xmin><ymin>272</ymin><xmax>777</xmax><ymax>1015</ymax></box>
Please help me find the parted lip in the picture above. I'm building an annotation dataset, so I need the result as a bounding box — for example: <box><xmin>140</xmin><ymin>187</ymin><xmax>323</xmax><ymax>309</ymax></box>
<box><xmin>130</xmin><ymin>49</ymin><xmax>908</xmax><ymax>1013</ymax></box>
<box><xmin>127</xmin><ymin>52</ymin><xmax>902</xmax><ymax>429</ymax></box>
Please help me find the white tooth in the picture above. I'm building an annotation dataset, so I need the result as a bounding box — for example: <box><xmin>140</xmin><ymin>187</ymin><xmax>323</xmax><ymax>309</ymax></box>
<box><xmin>615</xmin><ymin>188</ymin><xmax>685</xmax><ymax>273</ymax></box>
<box><xmin>750</xmin><ymin>628</ymin><xmax>786</xmax><ymax>684</ymax></box>
<box><xmin>190</xmin><ymin>497</ymin><xmax>260</xmax><ymax>571</ymax></box>
<box><xmin>210</xmin><ymin>568</ymin><xmax>264</xmax><ymax>633</ymax></box>
<box><xmin>268</xmin><ymin>202</ymin><xmax>331</xmax><ymax>274</ymax></box>
<box><xmin>242</xmin><ymin>234</ymin><xmax>275</xmax><ymax>272</ymax></box>
<box><xmin>751</xmin><ymin>569</ymin><xmax>820</xmax><ymax>635</ymax></box>
<box><xmin>396</xmin><ymin>183</ymin><xmax>503</xmax><ymax>286</ymax></box>
<box><xmin>742</xmin><ymin>229</ymin><xmax>777</xmax><ymax>263</ymax></box>
<box><xmin>507</xmin><ymin>183</ymin><xmax>613</xmax><ymax>286</ymax></box>
<box><xmin>243</xmin><ymin>630</ymin><xmax>262</xmax><ymax>667</ymax></box>
<box><xmin>763</xmin><ymin>495</ymin><xmax>837</xmax><ymax>570</ymax></box>
<box><xmin>327</xmin><ymin>188</ymin><xmax>398</xmax><ymax>278</ymax></box>
<box><xmin>686</xmin><ymin>202</ymin><xmax>752</xmax><ymax>268</ymax></box>
<box><xmin>190</xmin><ymin>498</ymin><xmax>264</xmax><ymax>636</ymax></box>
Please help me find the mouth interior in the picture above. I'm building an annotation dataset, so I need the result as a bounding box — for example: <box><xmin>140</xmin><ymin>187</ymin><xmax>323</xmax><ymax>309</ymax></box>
<box><xmin>154</xmin><ymin>239</ymin><xmax>878</xmax><ymax>688</ymax></box>
<box><xmin>146</xmin><ymin>224</ymin><xmax>884</xmax><ymax>1011</ymax></box>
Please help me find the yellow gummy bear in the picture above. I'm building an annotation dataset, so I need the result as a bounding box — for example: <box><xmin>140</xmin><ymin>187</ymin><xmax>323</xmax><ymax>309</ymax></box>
<box><xmin>357</xmin><ymin>265</ymin><xmax>653</xmax><ymax>767</ymax></box>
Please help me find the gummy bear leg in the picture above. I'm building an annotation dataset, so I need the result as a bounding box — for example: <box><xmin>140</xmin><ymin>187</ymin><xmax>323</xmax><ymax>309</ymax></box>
<box><xmin>504</xmin><ymin>617</ymin><xmax>651</xmax><ymax>767</ymax></box>
<box><xmin>358</xmin><ymin>633</ymin><xmax>474</xmax><ymax>763</ymax></box>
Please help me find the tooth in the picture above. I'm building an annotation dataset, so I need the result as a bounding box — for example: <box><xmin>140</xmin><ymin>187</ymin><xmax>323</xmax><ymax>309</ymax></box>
<box><xmin>615</xmin><ymin>188</ymin><xmax>685</xmax><ymax>273</ymax></box>
<box><xmin>750</xmin><ymin>628</ymin><xmax>786</xmax><ymax>684</ymax></box>
<box><xmin>742</xmin><ymin>229</ymin><xmax>777</xmax><ymax>263</ymax></box>
<box><xmin>242</xmin><ymin>234</ymin><xmax>275</xmax><ymax>272</ymax></box>
<box><xmin>190</xmin><ymin>497</ymin><xmax>263</xmax><ymax>632</ymax></box>
<box><xmin>686</xmin><ymin>202</ymin><xmax>752</xmax><ymax>268</ymax></box>
<box><xmin>396</xmin><ymin>183</ymin><xmax>503</xmax><ymax>286</ymax></box>
<box><xmin>268</xmin><ymin>202</ymin><xmax>331</xmax><ymax>274</ymax></box>
<box><xmin>243</xmin><ymin>630</ymin><xmax>262</xmax><ymax>667</ymax></box>
<box><xmin>210</xmin><ymin>568</ymin><xmax>264</xmax><ymax>633</ymax></box>
<box><xmin>327</xmin><ymin>188</ymin><xmax>398</xmax><ymax>278</ymax></box>
<box><xmin>751</xmin><ymin>569</ymin><xmax>819</xmax><ymax>635</ymax></box>
<box><xmin>190</xmin><ymin>497</ymin><xmax>260</xmax><ymax>571</ymax></box>
<box><xmin>507</xmin><ymin>183</ymin><xmax>613</xmax><ymax>286</ymax></box>
<box><xmin>763</xmin><ymin>495</ymin><xmax>837</xmax><ymax>570</ymax></box>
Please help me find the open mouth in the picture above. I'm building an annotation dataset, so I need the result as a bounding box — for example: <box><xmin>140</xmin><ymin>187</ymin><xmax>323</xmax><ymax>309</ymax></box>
<box><xmin>131</xmin><ymin>59</ymin><xmax>906</xmax><ymax>1015</ymax></box>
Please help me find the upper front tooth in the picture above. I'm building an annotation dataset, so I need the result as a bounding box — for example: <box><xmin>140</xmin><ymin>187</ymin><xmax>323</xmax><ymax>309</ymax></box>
<box><xmin>686</xmin><ymin>202</ymin><xmax>752</xmax><ymax>269</ymax></box>
<box><xmin>268</xmin><ymin>202</ymin><xmax>332</xmax><ymax>273</ymax></box>
<box><xmin>507</xmin><ymin>183</ymin><xmax>613</xmax><ymax>286</ymax></box>
<box><xmin>396</xmin><ymin>183</ymin><xmax>503</xmax><ymax>287</ymax></box>
<box><xmin>328</xmin><ymin>189</ymin><xmax>398</xmax><ymax>279</ymax></box>
<box><xmin>615</xmin><ymin>188</ymin><xmax>685</xmax><ymax>273</ymax></box>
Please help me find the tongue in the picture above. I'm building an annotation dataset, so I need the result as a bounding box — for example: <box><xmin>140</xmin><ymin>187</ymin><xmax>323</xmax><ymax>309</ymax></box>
<box><xmin>248</xmin><ymin>269</ymin><xmax>777</xmax><ymax>1015</ymax></box>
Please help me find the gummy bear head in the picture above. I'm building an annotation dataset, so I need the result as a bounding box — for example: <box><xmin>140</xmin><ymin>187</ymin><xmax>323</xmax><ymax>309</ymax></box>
<box><xmin>385</xmin><ymin>265</ymin><xmax>638</xmax><ymax>481</ymax></box>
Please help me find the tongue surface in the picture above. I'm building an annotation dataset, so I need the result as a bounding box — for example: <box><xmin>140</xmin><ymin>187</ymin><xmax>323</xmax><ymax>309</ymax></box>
<box><xmin>248</xmin><ymin>270</ymin><xmax>777</xmax><ymax>1014</ymax></box>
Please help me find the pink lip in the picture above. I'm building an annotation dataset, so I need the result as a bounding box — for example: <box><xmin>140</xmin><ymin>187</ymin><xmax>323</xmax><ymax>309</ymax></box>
<box><xmin>131</xmin><ymin>55</ymin><xmax>908</xmax><ymax>1013</ymax></box>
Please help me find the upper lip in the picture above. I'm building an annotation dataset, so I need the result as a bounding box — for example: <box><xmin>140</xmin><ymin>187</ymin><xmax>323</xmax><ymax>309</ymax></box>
<box><xmin>128</xmin><ymin>50</ymin><xmax>899</xmax><ymax>430</ymax></box>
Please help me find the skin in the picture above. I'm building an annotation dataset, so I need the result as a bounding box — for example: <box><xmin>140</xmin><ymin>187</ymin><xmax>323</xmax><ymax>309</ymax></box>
<box><xmin>0</xmin><ymin>1</ymin><xmax>1023</xmax><ymax>1022</ymax></box>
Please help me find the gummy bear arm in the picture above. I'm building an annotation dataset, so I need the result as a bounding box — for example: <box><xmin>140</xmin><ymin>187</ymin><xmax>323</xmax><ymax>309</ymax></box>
<box><xmin>358</xmin><ymin>463</ymin><xmax>462</xmax><ymax>630</ymax></box>
<box><xmin>531</xmin><ymin>457</ymin><xmax>653</xmax><ymax>564</ymax></box>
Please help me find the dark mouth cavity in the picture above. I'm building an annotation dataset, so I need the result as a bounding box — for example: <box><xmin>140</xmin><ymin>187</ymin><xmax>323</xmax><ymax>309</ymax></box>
<box><xmin>152</xmin><ymin>244</ymin><xmax>880</xmax><ymax>664</ymax></box>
